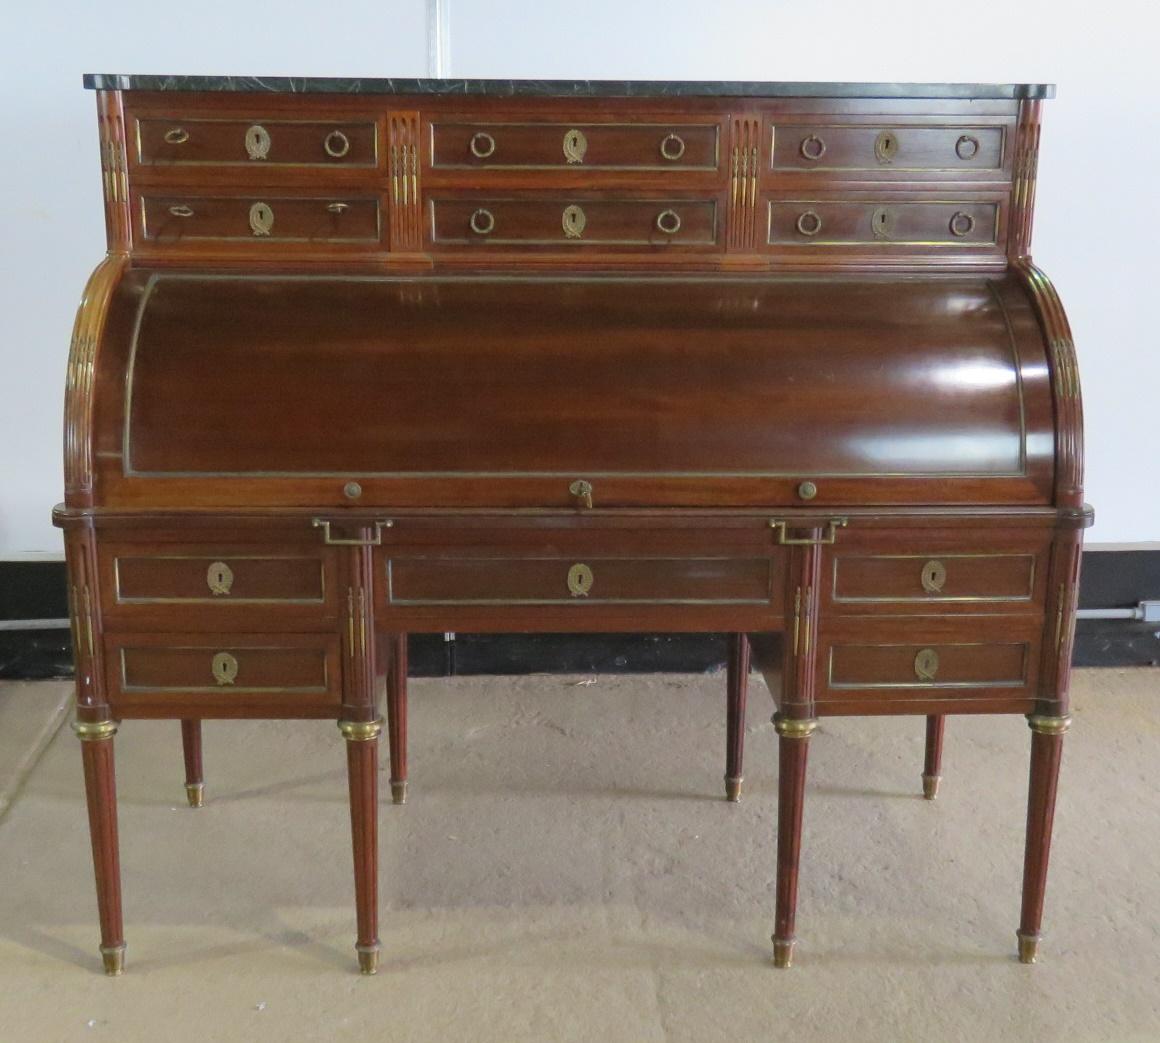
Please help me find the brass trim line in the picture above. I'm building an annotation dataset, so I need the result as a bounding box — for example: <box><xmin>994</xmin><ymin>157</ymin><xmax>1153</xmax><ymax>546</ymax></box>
<box><xmin>338</xmin><ymin>718</ymin><xmax>383</xmax><ymax>742</ymax></box>
<box><xmin>1027</xmin><ymin>713</ymin><xmax>1071</xmax><ymax>736</ymax></box>
<box><xmin>773</xmin><ymin>715</ymin><xmax>817</xmax><ymax>739</ymax></box>
<box><xmin>72</xmin><ymin>719</ymin><xmax>118</xmax><ymax>741</ymax></box>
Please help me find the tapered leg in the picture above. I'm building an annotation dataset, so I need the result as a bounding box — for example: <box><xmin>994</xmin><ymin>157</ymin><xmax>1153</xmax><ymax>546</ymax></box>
<box><xmin>181</xmin><ymin>719</ymin><xmax>204</xmax><ymax>807</ymax></box>
<box><xmin>340</xmin><ymin>719</ymin><xmax>382</xmax><ymax>974</ymax></box>
<box><xmin>725</xmin><ymin>633</ymin><xmax>750</xmax><ymax>801</ymax></box>
<box><xmin>922</xmin><ymin>715</ymin><xmax>945</xmax><ymax>800</ymax></box>
<box><xmin>74</xmin><ymin>720</ymin><xmax>125</xmax><ymax>975</ymax></box>
<box><xmin>1018</xmin><ymin>714</ymin><xmax>1070</xmax><ymax>963</ymax></box>
<box><xmin>386</xmin><ymin>634</ymin><xmax>408</xmax><ymax>805</ymax></box>
<box><xmin>772</xmin><ymin>715</ymin><xmax>816</xmax><ymax>968</ymax></box>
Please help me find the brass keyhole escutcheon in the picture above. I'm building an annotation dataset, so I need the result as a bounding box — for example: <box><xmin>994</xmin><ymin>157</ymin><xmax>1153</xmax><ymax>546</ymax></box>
<box><xmin>567</xmin><ymin>563</ymin><xmax>594</xmax><ymax>597</ymax></box>
<box><xmin>207</xmin><ymin>561</ymin><xmax>234</xmax><ymax>596</ymax></box>
<box><xmin>245</xmin><ymin>124</ymin><xmax>271</xmax><ymax>160</ymax></box>
<box><xmin>569</xmin><ymin>479</ymin><xmax>594</xmax><ymax>508</ymax></box>
<box><xmin>797</xmin><ymin>480</ymin><xmax>818</xmax><ymax>500</ymax></box>
<box><xmin>249</xmin><ymin>201</ymin><xmax>274</xmax><ymax>237</ymax></box>
<box><xmin>921</xmin><ymin>560</ymin><xmax>947</xmax><ymax>594</ymax></box>
<box><xmin>212</xmin><ymin>651</ymin><xmax>239</xmax><ymax>686</ymax></box>
<box><xmin>871</xmin><ymin>208</ymin><xmax>892</xmax><ymax>239</ymax></box>
<box><xmin>874</xmin><ymin>130</ymin><xmax>898</xmax><ymax>164</ymax></box>
<box><xmin>562</xmin><ymin>204</ymin><xmax>587</xmax><ymax>239</ymax></box>
<box><xmin>914</xmin><ymin>648</ymin><xmax>940</xmax><ymax>683</ymax></box>
<box><xmin>563</xmin><ymin>128</ymin><xmax>588</xmax><ymax>164</ymax></box>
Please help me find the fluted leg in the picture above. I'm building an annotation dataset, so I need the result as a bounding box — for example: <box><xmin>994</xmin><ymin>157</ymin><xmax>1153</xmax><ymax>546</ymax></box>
<box><xmin>340</xmin><ymin>719</ymin><xmax>381</xmax><ymax>974</ymax></box>
<box><xmin>386</xmin><ymin>634</ymin><xmax>408</xmax><ymax>805</ymax></box>
<box><xmin>181</xmin><ymin>719</ymin><xmax>204</xmax><ymax>807</ymax></box>
<box><xmin>725</xmin><ymin>633</ymin><xmax>750</xmax><ymax>801</ymax></box>
<box><xmin>922</xmin><ymin>714</ymin><xmax>945</xmax><ymax>800</ymax></box>
<box><xmin>772</xmin><ymin>715</ymin><xmax>815</xmax><ymax>968</ymax></box>
<box><xmin>1018</xmin><ymin>714</ymin><xmax>1070</xmax><ymax>963</ymax></box>
<box><xmin>74</xmin><ymin>720</ymin><xmax>125</xmax><ymax>975</ymax></box>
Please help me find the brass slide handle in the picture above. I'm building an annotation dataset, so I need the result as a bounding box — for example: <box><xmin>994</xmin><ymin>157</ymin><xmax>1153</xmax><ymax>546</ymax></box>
<box><xmin>769</xmin><ymin>518</ymin><xmax>849</xmax><ymax>545</ymax></box>
<box><xmin>470</xmin><ymin>131</ymin><xmax>497</xmax><ymax>158</ymax></box>
<box><xmin>324</xmin><ymin>129</ymin><xmax>351</xmax><ymax>158</ymax></box>
<box><xmin>470</xmin><ymin>208</ymin><xmax>495</xmax><ymax>235</ymax></box>
<box><xmin>312</xmin><ymin>519</ymin><xmax>394</xmax><ymax>546</ymax></box>
<box><xmin>164</xmin><ymin>127</ymin><xmax>189</xmax><ymax>145</ymax></box>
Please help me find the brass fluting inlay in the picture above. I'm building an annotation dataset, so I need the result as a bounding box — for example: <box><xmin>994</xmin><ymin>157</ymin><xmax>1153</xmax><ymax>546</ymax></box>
<box><xmin>212</xmin><ymin>651</ymin><xmax>239</xmax><ymax>686</ymax></box>
<box><xmin>244</xmin><ymin>124</ymin><xmax>271</xmax><ymax>160</ymax></box>
<box><xmin>914</xmin><ymin>648</ymin><xmax>940</xmax><ymax>682</ymax></box>
<box><xmin>207</xmin><ymin>561</ymin><xmax>234</xmax><ymax>596</ymax></box>
<box><xmin>567</xmin><ymin>563</ymin><xmax>594</xmax><ymax>598</ymax></box>
<box><xmin>920</xmin><ymin>560</ymin><xmax>947</xmax><ymax>594</ymax></box>
<box><xmin>563</xmin><ymin>128</ymin><xmax>588</xmax><ymax>164</ymax></box>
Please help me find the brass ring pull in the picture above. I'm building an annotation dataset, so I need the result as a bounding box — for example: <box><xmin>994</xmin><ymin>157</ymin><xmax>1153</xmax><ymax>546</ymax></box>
<box><xmin>660</xmin><ymin>133</ymin><xmax>686</xmax><ymax>161</ymax></box>
<box><xmin>168</xmin><ymin>204</ymin><xmax>194</xmax><ymax>218</ymax></box>
<box><xmin>245</xmin><ymin>124</ymin><xmax>271</xmax><ymax>161</ymax></box>
<box><xmin>800</xmin><ymin>134</ymin><xmax>826</xmax><ymax>161</ymax></box>
<box><xmin>955</xmin><ymin>134</ymin><xmax>980</xmax><ymax>160</ymax></box>
<box><xmin>469</xmin><ymin>208</ymin><xmax>495</xmax><ymax>235</ymax></box>
<box><xmin>655</xmin><ymin>208</ymin><xmax>682</xmax><ymax>235</ymax></box>
<box><xmin>949</xmin><ymin>211</ymin><xmax>975</xmax><ymax>237</ymax></box>
<box><xmin>327</xmin><ymin>201</ymin><xmax>350</xmax><ymax>213</ymax></box>
<box><xmin>324</xmin><ymin>130</ymin><xmax>351</xmax><ymax>158</ymax></box>
<box><xmin>470</xmin><ymin>131</ymin><xmax>496</xmax><ymax>159</ymax></box>
<box><xmin>796</xmin><ymin>210</ymin><xmax>823</xmax><ymax>237</ymax></box>
<box><xmin>769</xmin><ymin>518</ymin><xmax>848</xmax><ymax>545</ymax></box>
<box><xmin>312</xmin><ymin>519</ymin><xmax>394</xmax><ymax>546</ymax></box>
<box><xmin>163</xmin><ymin>127</ymin><xmax>189</xmax><ymax>145</ymax></box>
<box><xmin>874</xmin><ymin>130</ymin><xmax>899</xmax><ymax>164</ymax></box>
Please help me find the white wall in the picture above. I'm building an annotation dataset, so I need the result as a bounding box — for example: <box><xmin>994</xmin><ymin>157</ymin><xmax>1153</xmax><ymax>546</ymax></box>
<box><xmin>1</xmin><ymin>0</ymin><xmax>1154</xmax><ymax>555</ymax></box>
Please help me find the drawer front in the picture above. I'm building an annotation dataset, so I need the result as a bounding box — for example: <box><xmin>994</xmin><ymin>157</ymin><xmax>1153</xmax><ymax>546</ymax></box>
<box><xmin>141</xmin><ymin>195</ymin><xmax>382</xmax><ymax>243</ymax></box>
<box><xmin>106</xmin><ymin>634</ymin><xmax>342</xmax><ymax>718</ymax></box>
<box><xmin>767</xmin><ymin>200</ymin><xmax>997</xmax><ymax>247</ymax></box>
<box><xmin>832</xmin><ymin>553</ymin><xmax>1037</xmax><ymax>607</ymax></box>
<box><xmin>827</xmin><ymin>640</ymin><xmax>1030</xmax><ymax>690</ymax></box>
<box><xmin>773</xmin><ymin>125</ymin><xmax>1005</xmax><ymax>173</ymax></box>
<box><xmin>430</xmin><ymin>121</ymin><xmax>721</xmax><ymax>171</ymax></box>
<box><xmin>136</xmin><ymin>118</ymin><xmax>378</xmax><ymax>167</ymax></box>
<box><xmin>430</xmin><ymin>197</ymin><xmax>718</xmax><ymax>248</ymax></box>
<box><xmin>387</xmin><ymin>557</ymin><xmax>775</xmax><ymax>605</ymax></box>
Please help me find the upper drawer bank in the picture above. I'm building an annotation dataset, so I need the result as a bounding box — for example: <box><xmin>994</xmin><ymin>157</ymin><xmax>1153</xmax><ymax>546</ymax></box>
<box><xmin>79</xmin><ymin>269</ymin><xmax>1055</xmax><ymax>511</ymax></box>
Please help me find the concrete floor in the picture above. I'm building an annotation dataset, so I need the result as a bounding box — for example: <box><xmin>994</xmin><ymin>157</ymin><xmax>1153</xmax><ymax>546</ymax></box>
<box><xmin>0</xmin><ymin>668</ymin><xmax>1157</xmax><ymax>1043</ymax></box>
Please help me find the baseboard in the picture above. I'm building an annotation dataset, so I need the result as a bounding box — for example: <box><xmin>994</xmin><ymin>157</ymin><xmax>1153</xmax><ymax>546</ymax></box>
<box><xmin>2</xmin><ymin>551</ymin><xmax>1156</xmax><ymax>679</ymax></box>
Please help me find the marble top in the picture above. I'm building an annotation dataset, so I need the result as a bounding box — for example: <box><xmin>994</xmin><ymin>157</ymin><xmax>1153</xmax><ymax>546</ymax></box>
<box><xmin>82</xmin><ymin>75</ymin><xmax>1055</xmax><ymax>100</ymax></box>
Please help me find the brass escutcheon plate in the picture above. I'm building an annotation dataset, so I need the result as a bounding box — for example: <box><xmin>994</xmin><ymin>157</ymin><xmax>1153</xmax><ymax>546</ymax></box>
<box><xmin>914</xmin><ymin>648</ymin><xmax>940</xmax><ymax>682</ymax></box>
<box><xmin>567</xmin><ymin>563</ymin><xmax>594</xmax><ymax>597</ymax></box>
<box><xmin>212</xmin><ymin>651</ymin><xmax>239</xmax><ymax>686</ymax></box>
<box><xmin>920</xmin><ymin>560</ymin><xmax>947</xmax><ymax>594</ymax></box>
<box><xmin>207</xmin><ymin>561</ymin><xmax>234</xmax><ymax>596</ymax></box>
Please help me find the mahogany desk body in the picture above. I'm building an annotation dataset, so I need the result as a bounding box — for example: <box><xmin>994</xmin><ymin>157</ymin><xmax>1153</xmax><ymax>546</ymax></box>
<box><xmin>58</xmin><ymin>76</ymin><xmax>1088</xmax><ymax>975</ymax></box>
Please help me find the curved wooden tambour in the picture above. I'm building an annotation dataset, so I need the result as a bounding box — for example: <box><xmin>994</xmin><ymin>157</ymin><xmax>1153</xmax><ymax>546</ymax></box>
<box><xmin>89</xmin><ymin>271</ymin><xmax>1057</xmax><ymax>511</ymax></box>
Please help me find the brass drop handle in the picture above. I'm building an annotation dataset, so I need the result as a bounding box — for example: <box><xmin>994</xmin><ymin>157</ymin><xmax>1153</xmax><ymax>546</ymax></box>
<box><xmin>655</xmin><ymin>209</ymin><xmax>682</xmax><ymax>235</ymax></box>
<box><xmin>949</xmin><ymin>211</ymin><xmax>975</xmax><ymax>237</ymax></box>
<box><xmin>470</xmin><ymin>131</ymin><xmax>496</xmax><ymax>158</ymax></box>
<box><xmin>660</xmin><ymin>133</ymin><xmax>686</xmax><ymax>161</ymax></box>
<box><xmin>800</xmin><ymin>134</ymin><xmax>826</xmax><ymax>161</ymax></box>
<box><xmin>324</xmin><ymin>129</ymin><xmax>351</xmax><ymax>158</ymax></box>
<box><xmin>955</xmin><ymin>134</ymin><xmax>980</xmax><ymax>160</ymax></box>
<box><xmin>163</xmin><ymin>127</ymin><xmax>189</xmax><ymax>145</ymax></box>
<box><xmin>796</xmin><ymin>210</ymin><xmax>823</xmax><ymax>237</ymax></box>
<box><xmin>569</xmin><ymin>479</ymin><xmax>594</xmax><ymax>509</ymax></box>
<box><xmin>312</xmin><ymin>519</ymin><xmax>394</xmax><ymax>545</ymax></box>
<box><xmin>168</xmin><ymin>204</ymin><xmax>194</xmax><ymax>218</ymax></box>
<box><xmin>469</xmin><ymin>208</ymin><xmax>495</xmax><ymax>235</ymax></box>
<box><xmin>327</xmin><ymin>201</ymin><xmax>350</xmax><ymax>213</ymax></box>
<box><xmin>769</xmin><ymin>518</ymin><xmax>849</xmax><ymax>545</ymax></box>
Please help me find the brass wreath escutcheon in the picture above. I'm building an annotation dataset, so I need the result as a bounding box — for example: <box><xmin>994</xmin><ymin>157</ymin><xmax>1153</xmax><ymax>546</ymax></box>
<box><xmin>244</xmin><ymin>124</ymin><xmax>271</xmax><ymax>160</ymax></box>
<box><xmin>920</xmin><ymin>560</ymin><xmax>947</xmax><ymax>594</ymax></box>
<box><xmin>212</xmin><ymin>651</ymin><xmax>239</xmax><ymax>686</ymax></box>
<box><xmin>562</xmin><ymin>204</ymin><xmax>587</xmax><ymax>239</ymax></box>
<box><xmin>567</xmin><ymin>563</ymin><xmax>594</xmax><ymax>597</ymax></box>
<box><xmin>207</xmin><ymin>561</ymin><xmax>234</xmax><ymax>596</ymax></box>
<box><xmin>914</xmin><ymin>648</ymin><xmax>940</xmax><ymax>682</ymax></box>
<box><xmin>874</xmin><ymin>130</ymin><xmax>899</xmax><ymax>164</ymax></box>
<box><xmin>563</xmin><ymin>128</ymin><xmax>588</xmax><ymax>164</ymax></box>
<box><xmin>249</xmin><ymin>201</ymin><xmax>274</xmax><ymax>237</ymax></box>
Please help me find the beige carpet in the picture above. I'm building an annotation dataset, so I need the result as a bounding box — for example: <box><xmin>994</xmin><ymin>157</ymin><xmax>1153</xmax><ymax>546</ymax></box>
<box><xmin>0</xmin><ymin>667</ymin><xmax>1156</xmax><ymax>1042</ymax></box>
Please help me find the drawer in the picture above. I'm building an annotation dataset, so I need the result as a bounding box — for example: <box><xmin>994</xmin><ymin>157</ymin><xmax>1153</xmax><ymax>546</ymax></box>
<box><xmin>386</xmin><ymin>556</ymin><xmax>776</xmax><ymax>606</ymax></box>
<box><xmin>832</xmin><ymin>553</ymin><xmax>1038</xmax><ymax>607</ymax></box>
<box><xmin>766</xmin><ymin>199</ymin><xmax>998</xmax><ymax>247</ymax></box>
<box><xmin>106</xmin><ymin>634</ymin><xmax>342</xmax><ymax>718</ymax></box>
<box><xmin>97</xmin><ymin>543</ymin><xmax>339</xmax><ymax>630</ymax></box>
<box><xmin>430</xmin><ymin>120</ymin><xmax>721</xmax><ymax>171</ymax></box>
<box><xmin>140</xmin><ymin>194</ymin><xmax>382</xmax><ymax>243</ymax></box>
<box><xmin>135</xmin><ymin>117</ymin><xmax>378</xmax><ymax>167</ymax></box>
<box><xmin>772</xmin><ymin>124</ymin><xmax>1005</xmax><ymax>173</ymax></box>
<box><xmin>429</xmin><ymin>196</ymin><xmax>718</xmax><ymax>248</ymax></box>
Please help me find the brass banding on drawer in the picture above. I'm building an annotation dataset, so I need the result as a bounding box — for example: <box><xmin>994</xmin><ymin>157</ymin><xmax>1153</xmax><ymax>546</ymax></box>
<box><xmin>386</xmin><ymin>557</ymin><xmax>775</xmax><ymax>605</ymax></box>
<box><xmin>832</xmin><ymin>553</ymin><xmax>1036</xmax><ymax>604</ymax></box>
<box><xmin>136</xmin><ymin>118</ymin><xmax>378</xmax><ymax>166</ymax></box>
<box><xmin>772</xmin><ymin>125</ymin><xmax>1005</xmax><ymax>172</ymax></box>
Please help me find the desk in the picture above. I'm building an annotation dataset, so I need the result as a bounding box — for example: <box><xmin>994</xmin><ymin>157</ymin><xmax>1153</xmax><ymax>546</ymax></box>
<box><xmin>58</xmin><ymin>76</ymin><xmax>1088</xmax><ymax>975</ymax></box>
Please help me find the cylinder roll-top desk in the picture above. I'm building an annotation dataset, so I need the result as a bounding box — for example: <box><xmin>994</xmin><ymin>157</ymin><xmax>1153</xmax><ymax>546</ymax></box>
<box><xmin>58</xmin><ymin>75</ymin><xmax>1087</xmax><ymax>975</ymax></box>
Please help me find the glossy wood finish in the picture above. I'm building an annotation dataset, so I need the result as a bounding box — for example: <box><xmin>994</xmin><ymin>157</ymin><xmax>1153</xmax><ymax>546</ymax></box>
<box><xmin>1018</xmin><ymin>719</ymin><xmax>1068</xmax><ymax>963</ymax></box>
<box><xmin>923</xmin><ymin>715</ymin><xmax>945</xmax><ymax>800</ymax></box>
<box><xmin>58</xmin><ymin>81</ymin><xmax>1087</xmax><ymax>973</ymax></box>
<box><xmin>180</xmin><ymin>720</ymin><xmax>204</xmax><ymax>807</ymax></box>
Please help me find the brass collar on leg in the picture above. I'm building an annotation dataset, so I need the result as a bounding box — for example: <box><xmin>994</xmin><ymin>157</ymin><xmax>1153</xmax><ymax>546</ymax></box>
<box><xmin>100</xmin><ymin>943</ymin><xmax>126</xmax><ymax>976</ymax></box>
<box><xmin>338</xmin><ymin>718</ymin><xmax>383</xmax><ymax>742</ymax></box>
<box><xmin>1027</xmin><ymin>714</ymin><xmax>1072</xmax><ymax>736</ymax></box>
<box><xmin>773</xmin><ymin>714</ymin><xmax>817</xmax><ymax>739</ymax></box>
<box><xmin>72</xmin><ymin>719</ymin><xmax>118</xmax><ymax>742</ymax></box>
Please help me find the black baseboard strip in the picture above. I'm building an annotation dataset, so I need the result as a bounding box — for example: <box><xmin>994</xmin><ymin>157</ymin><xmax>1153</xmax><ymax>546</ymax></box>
<box><xmin>2</xmin><ymin>551</ymin><xmax>1156</xmax><ymax>679</ymax></box>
